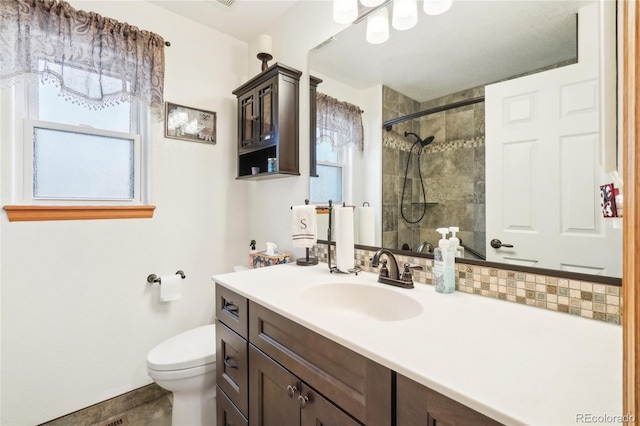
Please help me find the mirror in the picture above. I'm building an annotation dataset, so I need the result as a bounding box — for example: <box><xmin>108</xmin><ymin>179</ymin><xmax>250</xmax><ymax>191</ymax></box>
<box><xmin>309</xmin><ymin>0</ymin><xmax>622</xmax><ymax>279</ymax></box>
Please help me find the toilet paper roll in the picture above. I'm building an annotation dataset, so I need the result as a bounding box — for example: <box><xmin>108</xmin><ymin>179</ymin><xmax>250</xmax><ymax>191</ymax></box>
<box><xmin>335</xmin><ymin>206</ymin><xmax>355</xmax><ymax>272</ymax></box>
<box><xmin>160</xmin><ymin>275</ymin><xmax>182</xmax><ymax>302</ymax></box>
<box><xmin>358</xmin><ymin>206</ymin><xmax>375</xmax><ymax>246</ymax></box>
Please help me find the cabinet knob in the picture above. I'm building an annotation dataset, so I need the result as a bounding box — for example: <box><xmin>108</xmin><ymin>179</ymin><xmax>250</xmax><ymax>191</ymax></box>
<box><xmin>298</xmin><ymin>394</ymin><xmax>309</xmax><ymax>408</ymax></box>
<box><xmin>286</xmin><ymin>385</ymin><xmax>298</xmax><ymax>398</ymax></box>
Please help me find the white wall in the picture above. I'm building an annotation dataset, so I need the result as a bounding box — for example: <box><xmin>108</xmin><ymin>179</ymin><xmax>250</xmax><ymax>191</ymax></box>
<box><xmin>0</xmin><ymin>1</ymin><xmax>249</xmax><ymax>424</ymax></box>
<box><xmin>245</xmin><ymin>1</ymin><xmax>384</xmax><ymax>256</ymax></box>
<box><xmin>243</xmin><ymin>2</ymin><xmax>346</xmax><ymax>259</ymax></box>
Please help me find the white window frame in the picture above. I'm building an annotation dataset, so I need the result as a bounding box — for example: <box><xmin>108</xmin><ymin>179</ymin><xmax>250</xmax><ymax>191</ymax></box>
<box><xmin>24</xmin><ymin>119</ymin><xmax>141</xmax><ymax>203</ymax></box>
<box><xmin>310</xmin><ymin>131</ymin><xmax>351</xmax><ymax>204</ymax></box>
<box><xmin>7</xmin><ymin>80</ymin><xmax>151</xmax><ymax>206</ymax></box>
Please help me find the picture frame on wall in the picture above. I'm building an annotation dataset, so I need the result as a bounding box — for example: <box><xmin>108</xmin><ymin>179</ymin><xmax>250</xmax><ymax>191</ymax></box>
<box><xmin>165</xmin><ymin>102</ymin><xmax>216</xmax><ymax>144</ymax></box>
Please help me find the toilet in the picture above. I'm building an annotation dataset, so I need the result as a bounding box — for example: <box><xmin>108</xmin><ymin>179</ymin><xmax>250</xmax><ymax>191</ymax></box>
<box><xmin>147</xmin><ymin>324</ymin><xmax>217</xmax><ymax>426</ymax></box>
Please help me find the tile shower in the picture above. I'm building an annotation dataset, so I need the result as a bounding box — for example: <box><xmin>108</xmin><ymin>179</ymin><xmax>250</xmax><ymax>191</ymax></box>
<box><xmin>382</xmin><ymin>85</ymin><xmax>486</xmax><ymax>257</ymax></box>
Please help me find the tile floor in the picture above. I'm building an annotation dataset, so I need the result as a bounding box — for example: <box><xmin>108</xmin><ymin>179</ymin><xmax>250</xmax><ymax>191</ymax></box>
<box><xmin>92</xmin><ymin>395</ymin><xmax>172</xmax><ymax>426</ymax></box>
<box><xmin>40</xmin><ymin>385</ymin><xmax>173</xmax><ymax>426</ymax></box>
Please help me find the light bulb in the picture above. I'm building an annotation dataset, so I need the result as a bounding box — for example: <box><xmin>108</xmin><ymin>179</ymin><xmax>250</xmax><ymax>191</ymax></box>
<box><xmin>360</xmin><ymin>0</ymin><xmax>385</xmax><ymax>7</ymax></box>
<box><xmin>333</xmin><ymin>0</ymin><xmax>358</xmax><ymax>24</ymax></box>
<box><xmin>366</xmin><ymin>7</ymin><xmax>389</xmax><ymax>44</ymax></box>
<box><xmin>392</xmin><ymin>0</ymin><xmax>418</xmax><ymax>31</ymax></box>
<box><xmin>423</xmin><ymin>0</ymin><xmax>452</xmax><ymax>15</ymax></box>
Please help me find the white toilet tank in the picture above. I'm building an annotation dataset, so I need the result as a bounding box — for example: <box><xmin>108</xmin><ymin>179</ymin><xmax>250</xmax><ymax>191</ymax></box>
<box><xmin>147</xmin><ymin>324</ymin><xmax>216</xmax><ymax>371</ymax></box>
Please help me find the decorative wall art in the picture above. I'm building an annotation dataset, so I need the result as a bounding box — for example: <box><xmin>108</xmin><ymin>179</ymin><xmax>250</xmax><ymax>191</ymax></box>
<box><xmin>165</xmin><ymin>102</ymin><xmax>216</xmax><ymax>144</ymax></box>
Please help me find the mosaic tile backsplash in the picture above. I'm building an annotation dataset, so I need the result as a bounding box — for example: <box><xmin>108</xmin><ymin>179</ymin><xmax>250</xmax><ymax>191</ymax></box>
<box><xmin>312</xmin><ymin>244</ymin><xmax>621</xmax><ymax>325</ymax></box>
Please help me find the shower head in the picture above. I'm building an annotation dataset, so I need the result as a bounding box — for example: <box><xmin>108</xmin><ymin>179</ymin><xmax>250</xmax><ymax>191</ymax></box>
<box><xmin>404</xmin><ymin>132</ymin><xmax>435</xmax><ymax>150</ymax></box>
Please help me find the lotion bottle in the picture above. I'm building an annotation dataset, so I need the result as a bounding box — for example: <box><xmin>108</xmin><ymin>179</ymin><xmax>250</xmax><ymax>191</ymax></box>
<box><xmin>448</xmin><ymin>226</ymin><xmax>465</xmax><ymax>259</ymax></box>
<box><xmin>443</xmin><ymin>232</ymin><xmax>456</xmax><ymax>293</ymax></box>
<box><xmin>434</xmin><ymin>228</ymin><xmax>450</xmax><ymax>293</ymax></box>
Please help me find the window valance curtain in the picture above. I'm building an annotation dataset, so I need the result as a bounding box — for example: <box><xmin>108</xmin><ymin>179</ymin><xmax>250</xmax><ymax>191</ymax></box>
<box><xmin>316</xmin><ymin>92</ymin><xmax>364</xmax><ymax>152</ymax></box>
<box><xmin>0</xmin><ymin>0</ymin><xmax>165</xmax><ymax>112</ymax></box>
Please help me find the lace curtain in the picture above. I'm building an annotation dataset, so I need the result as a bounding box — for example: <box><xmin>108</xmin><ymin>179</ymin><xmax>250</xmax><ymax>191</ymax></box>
<box><xmin>0</xmin><ymin>0</ymin><xmax>165</xmax><ymax>112</ymax></box>
<box><xmin>316</xmin><ymin>92</ymin><xmax>364</xmax><ymax>152</ymax></box>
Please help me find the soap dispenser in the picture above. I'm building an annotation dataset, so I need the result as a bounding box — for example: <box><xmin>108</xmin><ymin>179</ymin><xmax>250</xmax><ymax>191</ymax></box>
<box><xmin>448</xmin><ymin>226</ymin><xmax>465</xmax><ymax>259</ymax></box>
<box><xmin>434</xmin><ymin>228</ymin><xmax>450</xmax><ymax>293</ymax></box>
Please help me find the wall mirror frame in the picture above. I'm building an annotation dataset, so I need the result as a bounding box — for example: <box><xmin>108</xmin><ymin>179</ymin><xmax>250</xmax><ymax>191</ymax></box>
<box><xmin>309</xmin><ymin>0</ymin><xmax>622</xmax><ymax>286</ymax></box>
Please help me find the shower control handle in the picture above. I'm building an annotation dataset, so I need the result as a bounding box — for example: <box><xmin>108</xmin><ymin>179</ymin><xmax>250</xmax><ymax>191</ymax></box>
<box><xmin>490</xmin><ymin>239</ymin><xmax>514</xmax><ymax>249</ymax></box>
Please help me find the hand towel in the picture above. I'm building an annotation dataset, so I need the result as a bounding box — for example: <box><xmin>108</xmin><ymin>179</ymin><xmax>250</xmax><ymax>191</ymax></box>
<box><xmin>292</xmin><ymin>205</ymin><xmax>317</xmax><ymax>248</ymax></box>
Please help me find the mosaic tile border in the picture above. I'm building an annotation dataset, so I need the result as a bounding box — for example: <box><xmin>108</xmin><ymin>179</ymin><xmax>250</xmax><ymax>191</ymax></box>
<box><xmin>312</xmin><ymin>244</ymin><xmax>622</xmax><ymax>325</ymax></box>
<box><xmin>383</xmin><ymin>133</ymin><xmax>484</xmax><ymax>153</ymax></box>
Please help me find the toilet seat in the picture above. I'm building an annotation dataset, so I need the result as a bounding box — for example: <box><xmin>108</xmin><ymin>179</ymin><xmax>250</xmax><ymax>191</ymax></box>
<box><xmin>147</xmin><ymin>324</ymin><xmax>216</xmax><ymax>371</ymax></box>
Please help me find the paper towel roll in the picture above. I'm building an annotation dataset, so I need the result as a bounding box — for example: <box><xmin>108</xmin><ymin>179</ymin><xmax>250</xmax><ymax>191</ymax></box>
<box><xmin>160</xmin><ymin>275</ymin><xmax>182</xmax><ymax>302</ymax></box>
<box><xmin>335</xmin><ymin>206</ymin><xmax>355</xmax><ymax>272</ymax></box>
<box><xmin>358</xmin><ymin>206</ymin><xmax>375</xmax><ymax>246</ymax></box>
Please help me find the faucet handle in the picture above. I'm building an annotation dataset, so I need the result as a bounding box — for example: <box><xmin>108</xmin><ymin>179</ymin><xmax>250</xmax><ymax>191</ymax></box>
<box><xmin>401</xmin><ymin>263</ymin><xmax>423</xmax><ymax>283</ymax></box>
<box><xmin>378</xmin><ymin>259</ymin><xmax>389</xmax><ymax>278</ymax></box>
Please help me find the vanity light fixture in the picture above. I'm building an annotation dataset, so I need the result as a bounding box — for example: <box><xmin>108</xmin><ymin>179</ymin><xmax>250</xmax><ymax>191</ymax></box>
<box><xmin>423</xmin><ymin>0</ymin><xmax>452</xmax><ymax>15</ymax></box>
<box><xmin>366</xmin><ymin>7</ymin><xmax>390</xmax><ymax>44</ymax></box>
<box><xmin>392</xmin><ymin>0</ymin><xmax>418</xmax><ymax>31</ymax></box>
<box><xmin>333</xmin><ymin>0</ymin><xmax>359</xmax><ymax>24</ymax></box>
<box><xmin>257</xmin><ymin>34</ymin><xmax>273</xmax><ymax>71</ymax></box>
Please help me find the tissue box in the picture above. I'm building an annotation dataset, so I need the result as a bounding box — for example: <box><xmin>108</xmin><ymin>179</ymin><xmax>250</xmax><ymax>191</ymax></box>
<box><xmin>249</xmin><ymin>252</ymin><xmax>291</xmax><ymax>268</ymax></box>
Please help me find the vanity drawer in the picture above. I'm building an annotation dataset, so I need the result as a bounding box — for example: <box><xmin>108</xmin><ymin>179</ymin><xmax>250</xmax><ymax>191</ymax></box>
<box><xmin>248</xmin><ymin>300</ymin><xmax>391</xmax><ymax>425</ymax></box>
<box><xmin>217</xmin><ymin>385</ymin><xmax>248</xmax><ymax>426</ymax></box>
<box><xmin>216</xmin><ymin>320</ymin><xmax>248</xmax><ymax>418</ymax></box>
<box><xmin>216</xmin><ymin>283</ymin><xmax>248</xmax><ymax>339</ymax></box>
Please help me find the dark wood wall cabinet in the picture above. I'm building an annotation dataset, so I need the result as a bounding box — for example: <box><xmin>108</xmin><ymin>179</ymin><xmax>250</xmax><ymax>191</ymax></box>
<box><xmin>215</xmin><ymin>283</ymin><xmax>503</xmax><ymax>426</ymax></box>
<box><xmin>233</xmin><ymin>63</ymin><xmax>302</xmax><ymax>180</ymax></box>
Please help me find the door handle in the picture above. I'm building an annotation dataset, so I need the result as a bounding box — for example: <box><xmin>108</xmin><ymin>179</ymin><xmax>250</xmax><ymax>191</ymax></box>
<box><xmin>490</xmin><ymin>239</ymin><xmax>514</xmax><ymax>249</ymax></box>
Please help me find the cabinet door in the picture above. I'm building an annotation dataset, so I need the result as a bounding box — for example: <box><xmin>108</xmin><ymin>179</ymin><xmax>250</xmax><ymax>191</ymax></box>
<box><xmin>425</xmin><ymin>388</ymin><xmax>502</xmax><ymax>426</ymax></box>
<box><xmin>249</xmin><ymin>345</ymin><xmax>300</xmax><ymax>426</ymax></box>
<box><xmin>218</xmin><ymin>386</ymin><xmax>248</xmax><ymax>426</ymax></box>
<box><xmin>299</xmin><ymin>383</ymin><xmax>361</xmax><ymax>426</ymax></box>
<box><xmin>238</xmin><ymin>90</ymin><xmax>256</xmax><ymax>150</ymax></box>
<box><xmin>217</xmin><ymin>321</ymin><xmax>249</xmax><ymax>417</ymax></box>
<box><xmin>256</xmin><ymin>77</ymin><xmax>277</xmax><ymax>146</ymax></box>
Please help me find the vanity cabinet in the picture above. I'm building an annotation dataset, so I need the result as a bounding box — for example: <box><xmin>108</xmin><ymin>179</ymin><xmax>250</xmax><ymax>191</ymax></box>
<box><xmin>232</xmin><ymin>63</ymin><xmax>302</xmax><ymax>180</ymax></box>
<box><xmin>214</xmin><ymin>284</ymin><xmax>392</xmax><ymax>426</ymax></box>
<box><xmin>216</xmin><ymin>285</ymin><xmax>249</xmax><ymax>422</ymax></box>
<box><xmin>396</xmin><ymin>373</ymin><xmax>503</xmax><ymax>426</ymax></box>
<box><xmin>249</xmin><ymin>345</ymin><xmax>360</xmax><ymax>426</ymax></box>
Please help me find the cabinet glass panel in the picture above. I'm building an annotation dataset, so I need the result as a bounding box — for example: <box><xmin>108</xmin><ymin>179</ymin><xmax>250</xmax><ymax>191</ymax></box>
<box><xmin>241</xmin><ymin>95</ymin><xmax>254</xmax><ymax>148</ymax></box>
<box><xmin>259</xmin><ymin>85</ymin><xmax>273</xmax><ymax>141</ymax></box>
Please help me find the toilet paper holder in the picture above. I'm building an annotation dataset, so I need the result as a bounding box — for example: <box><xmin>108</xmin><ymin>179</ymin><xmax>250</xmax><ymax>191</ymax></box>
<box><xmin>147</xmin><ymin>270</ymin><xmax>186</xmax><ymax>285</ymax></box>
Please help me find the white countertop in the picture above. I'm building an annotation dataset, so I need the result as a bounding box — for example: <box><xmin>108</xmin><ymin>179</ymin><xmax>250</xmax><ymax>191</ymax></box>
<box><xmin>212</xmin><ymin>263</ymin><xmax>623</xmax><ymax>426</ymax></box>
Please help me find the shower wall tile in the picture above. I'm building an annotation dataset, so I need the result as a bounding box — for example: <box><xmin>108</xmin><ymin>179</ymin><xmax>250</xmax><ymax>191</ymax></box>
<box><xmin>382</xmin><ymin>146</ymin><xmax>399</xmax><ymax>177</ymax></box>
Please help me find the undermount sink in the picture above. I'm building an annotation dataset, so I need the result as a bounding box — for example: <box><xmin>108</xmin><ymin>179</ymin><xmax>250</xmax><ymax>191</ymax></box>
<box><xmin>301</xmin><ymin>282</ymin><xmax>423</xmax><ymax>322</ymax></box>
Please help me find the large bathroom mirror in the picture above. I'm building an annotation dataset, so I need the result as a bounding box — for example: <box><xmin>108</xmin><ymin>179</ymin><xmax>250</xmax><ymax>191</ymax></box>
<box><xmin>309</xmin><ymin>0</ymin><xmax>622</xmax><ymax>280</ymax></box>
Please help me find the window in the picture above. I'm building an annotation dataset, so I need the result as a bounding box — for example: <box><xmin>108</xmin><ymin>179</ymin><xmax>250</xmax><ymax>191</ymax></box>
<box><xmin>311</xmin><ymin>132</ymin><xmax>345</xmax><ymax>203</ymax></box>
<box><xmin>311</xmin><ymin>93</ymin><xmax>363</xmax><ymax>205</ymax></box>
<box><xmin>22</xmin><ymin>72</ymin><xmax>145</xmax><ymax>204</ymax></box>
<box><xmin>0</xmin><ymin>0</ymin><xmax>164</xmax><ymax>221</ymax></box>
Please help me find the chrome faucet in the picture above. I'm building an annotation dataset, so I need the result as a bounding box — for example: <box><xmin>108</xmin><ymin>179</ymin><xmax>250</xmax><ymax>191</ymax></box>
<box><xmin>370</xmin><ymin>248</ymin><xmax>418</xmax><ymax>289</ymax></box>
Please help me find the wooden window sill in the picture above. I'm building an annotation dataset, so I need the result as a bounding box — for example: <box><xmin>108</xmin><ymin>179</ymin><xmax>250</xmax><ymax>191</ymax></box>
<box><xmin>3</xmin><ymin>205</ymin><xmax>156</xmax><ymax>222</ymax></box>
